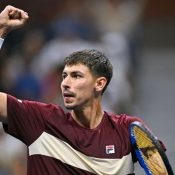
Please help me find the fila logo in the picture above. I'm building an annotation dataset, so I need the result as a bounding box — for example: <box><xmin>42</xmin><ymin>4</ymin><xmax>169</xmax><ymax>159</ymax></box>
<box><xmin>106</xmin><ymin>145</ymin><xmax>115</xmax><ymax>154</ymax></box>
<box><xmin>17</xmin><ymin>99</ymin><xmax>22</xmax><ymax>103</ymax></box>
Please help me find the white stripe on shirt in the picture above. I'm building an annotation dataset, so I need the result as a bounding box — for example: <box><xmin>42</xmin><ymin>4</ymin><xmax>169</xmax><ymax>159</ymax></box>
<box><xmin>29</xmin><ymin>132</ymin><xmax>134</xmax><ymax>175</ymax></box>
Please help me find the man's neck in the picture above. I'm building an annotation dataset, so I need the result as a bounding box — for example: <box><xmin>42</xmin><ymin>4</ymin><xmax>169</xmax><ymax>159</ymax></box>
<box><xmin>71</xmin><ymin>100</ymin><xmax>104</xmax><ymax>129</ymax></box>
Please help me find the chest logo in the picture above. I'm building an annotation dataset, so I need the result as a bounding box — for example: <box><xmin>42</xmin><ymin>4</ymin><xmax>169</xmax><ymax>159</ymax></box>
<box><xmin>106</xmin><ymin>145</ymin><xmax>115</xmax><ymax>154</ymax></box>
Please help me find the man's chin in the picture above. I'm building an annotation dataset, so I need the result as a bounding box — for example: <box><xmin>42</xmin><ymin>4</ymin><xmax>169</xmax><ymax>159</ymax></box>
<box><xmin>64</xmin><ymin>103</ymin><xmax>75</xmax><ymax>110</ymax></box>
<box><xmin>65</xmin><ymin>106</ymin><xmax>74</xmax><ymax>110</ymax></box>
<box><xmin>64</xmin><ymin>103</ymin><xmax>81</xmax><ymax>110</ymax></box>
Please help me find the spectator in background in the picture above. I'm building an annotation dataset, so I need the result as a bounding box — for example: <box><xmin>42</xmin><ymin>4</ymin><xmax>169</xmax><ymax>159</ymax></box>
<box><xmin>89</xmin><ymin>0</ymin><xmax>147</xmax><ymax>113</ymax></box>
<box><xmin>0</xmin><ymin>126</ymin><xmax>26</xmax><ymax>175</ymax></box>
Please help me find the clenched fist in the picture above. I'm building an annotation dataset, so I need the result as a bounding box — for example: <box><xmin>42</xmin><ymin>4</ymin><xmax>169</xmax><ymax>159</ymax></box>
<box><xmin>0</xmin><ymin>5</ymin><xmax>29</xmax><ymax>37</ymax></box>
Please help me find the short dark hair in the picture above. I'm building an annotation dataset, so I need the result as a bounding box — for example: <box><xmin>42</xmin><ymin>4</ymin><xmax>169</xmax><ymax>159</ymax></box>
<box><xmin>64</xmin><ymin>49</ymin><xmax>113</xmax><ymax>94</ymax></box>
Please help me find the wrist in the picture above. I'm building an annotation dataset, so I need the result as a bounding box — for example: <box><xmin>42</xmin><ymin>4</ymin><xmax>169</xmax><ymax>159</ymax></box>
<box><xmin>0</xmin><ymin>27</ymin><xmax>9</xmax><ymax>38</ymax></box>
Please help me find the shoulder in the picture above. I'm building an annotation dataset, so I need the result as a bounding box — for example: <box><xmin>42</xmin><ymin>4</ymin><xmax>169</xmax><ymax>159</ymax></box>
<box><xmin>7</xmin><ymin>94</ymin><xmax>66</xmax><ymax>117</ymax></box>
<box><xmin>104</xmin><ymin>111</ymin><xmax>143</xmax><ymax>128</ymax></box>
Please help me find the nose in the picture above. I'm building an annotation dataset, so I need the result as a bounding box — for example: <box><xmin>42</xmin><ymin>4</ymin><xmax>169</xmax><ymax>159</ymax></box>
<box><xmin>61</xmin><ymin>76</ymin><xmax>71</xmax><ymax>89</ymax></box>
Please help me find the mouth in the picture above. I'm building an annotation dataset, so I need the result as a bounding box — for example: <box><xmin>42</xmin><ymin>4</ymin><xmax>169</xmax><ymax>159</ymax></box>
<box><xmin>63</xmin><ymin>91</ymin><xmax>75</xmax><ymax>98</ymax></box>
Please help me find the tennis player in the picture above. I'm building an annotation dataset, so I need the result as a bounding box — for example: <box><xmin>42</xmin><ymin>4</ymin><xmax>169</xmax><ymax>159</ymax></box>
<box><xmin>0</xmin><ymin>5</ymin><xmax>164</xmax><ymax>175</ymax></box>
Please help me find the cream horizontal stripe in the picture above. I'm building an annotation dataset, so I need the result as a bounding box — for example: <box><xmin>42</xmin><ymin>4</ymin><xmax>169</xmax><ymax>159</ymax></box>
<box><xmin>29</xmin><ymin>132</ymin><xmax>134</xmax><ymax>175</ymax></box>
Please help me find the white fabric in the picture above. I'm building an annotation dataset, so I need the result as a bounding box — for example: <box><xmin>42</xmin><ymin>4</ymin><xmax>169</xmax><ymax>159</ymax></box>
<box><xmin>0</xmin><ymin>38</ymin><xmax>4</xmax><ymax>49</ymax></box>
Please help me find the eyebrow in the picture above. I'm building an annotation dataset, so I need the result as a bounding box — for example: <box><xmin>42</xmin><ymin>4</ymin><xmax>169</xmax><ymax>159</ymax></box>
<box><xmin>62</xmin><ymin>70</ymin><xmax>84</xmax><ymax>75</ymax></box>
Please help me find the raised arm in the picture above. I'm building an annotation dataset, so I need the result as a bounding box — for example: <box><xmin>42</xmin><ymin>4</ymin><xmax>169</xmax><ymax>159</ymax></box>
<box><xmin>0</xmin><ymin>5</ymin><xmax>29</xmax><ymax>123</ymax></box>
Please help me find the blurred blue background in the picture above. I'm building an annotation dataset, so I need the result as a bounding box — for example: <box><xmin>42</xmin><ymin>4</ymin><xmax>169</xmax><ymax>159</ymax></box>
<box><xmin>0</xmin><ymin>0</ymin><xmax>175</xmax><ymax>174</ymax></box>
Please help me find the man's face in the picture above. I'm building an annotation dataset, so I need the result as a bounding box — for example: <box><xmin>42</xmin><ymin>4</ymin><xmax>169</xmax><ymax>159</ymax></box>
<box><xmin>61</xmin><ymin>64</ymin><xmax>97</xmax><ymax>110</ymax></box>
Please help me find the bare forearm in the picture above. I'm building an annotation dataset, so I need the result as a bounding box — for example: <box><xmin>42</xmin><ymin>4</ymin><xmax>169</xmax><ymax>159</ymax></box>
<box><xmin>0</xmin><ymin>92</ymin><xmax>7</xmax><ymax>123</ymax></box>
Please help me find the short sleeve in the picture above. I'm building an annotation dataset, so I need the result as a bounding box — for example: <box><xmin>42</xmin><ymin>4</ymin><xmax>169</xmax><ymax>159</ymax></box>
<box><xmin>3</xmin><ymin>95</ymin><xmax>56</xmax><ymax>146</ymax></box>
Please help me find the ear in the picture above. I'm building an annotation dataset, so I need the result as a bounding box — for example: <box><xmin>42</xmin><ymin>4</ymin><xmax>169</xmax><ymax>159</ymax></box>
<box><xmin>95</xmin><ymin>77</ymin><xmax>107</xmax><ymax>93</ymax></box>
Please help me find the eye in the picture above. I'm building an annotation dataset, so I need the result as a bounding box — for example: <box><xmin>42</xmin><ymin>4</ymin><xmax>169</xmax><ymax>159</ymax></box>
<box><xmin>62</xmin><ymin>73</ymin><xmax>67</xmax><ymax>79</ymax></box>
<box><xmin>73</xmin><ymin>74</ymin><xmax>82</xmax><ymax>79</ymax></box>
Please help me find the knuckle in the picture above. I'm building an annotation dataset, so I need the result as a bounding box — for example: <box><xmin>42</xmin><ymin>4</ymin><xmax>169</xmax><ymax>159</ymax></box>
<box><xmin>6</xmin><ymin>5</ymin><xmax>13</xmax><ymax>9</ymax></box>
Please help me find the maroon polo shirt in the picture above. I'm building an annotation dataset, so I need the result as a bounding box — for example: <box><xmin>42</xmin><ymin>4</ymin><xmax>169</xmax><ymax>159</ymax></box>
<box><xmin>3</xmin><ymin>95</ymin><xmax>142</xmax><ymax>175</ymax></box>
